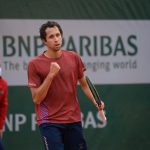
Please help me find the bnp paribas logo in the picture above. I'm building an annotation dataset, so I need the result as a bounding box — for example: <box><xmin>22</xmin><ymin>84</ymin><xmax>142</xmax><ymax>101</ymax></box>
<box><xmin>2</xmin><ymin>34</ymin><xmax>137</xmax><ymax>58</ymax></box>
<box><xmin>62</xmin><ymin>34</ymin><xmax>138</xmax><ymax>57</ymax></box>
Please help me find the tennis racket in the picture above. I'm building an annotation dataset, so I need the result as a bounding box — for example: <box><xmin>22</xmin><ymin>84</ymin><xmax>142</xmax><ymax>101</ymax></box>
<box><xmin>86</xmin><ymin>76</ymin><xmax>106</xmax><ymax>123</ymax></box>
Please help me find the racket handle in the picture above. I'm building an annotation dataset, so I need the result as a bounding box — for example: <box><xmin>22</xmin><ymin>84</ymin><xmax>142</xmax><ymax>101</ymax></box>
<box><xmin>99</xmin><ymin>109</ymin><xmax>107</xmax><ymax>123</ymax></box>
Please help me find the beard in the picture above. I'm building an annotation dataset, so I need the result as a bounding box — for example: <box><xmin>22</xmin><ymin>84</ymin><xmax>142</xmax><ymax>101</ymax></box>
<box><xmin>53</xmin><ymin>46</ymin><xmax>61</xmax><ymax>51</ymax></box>
<box><xmin>53</xmin><ymin>44</ymin><xmax>61</xmax><ymax>51</ymax></box>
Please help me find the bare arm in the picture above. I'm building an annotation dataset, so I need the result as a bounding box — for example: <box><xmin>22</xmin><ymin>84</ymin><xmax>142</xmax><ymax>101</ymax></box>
<box><xmin>79</xmin><ymin>76</ymin><xmax>104</xmax><ymax>110</ymax></box>
<box><xmin>79</xmin><ymin>76</ymin><xmax>106</xmax><ymax>122</ymax></box>
<box><xmin>30</xmin><ymin>62</ymin><xmax>60</xmax><ymax>104</ymax></box>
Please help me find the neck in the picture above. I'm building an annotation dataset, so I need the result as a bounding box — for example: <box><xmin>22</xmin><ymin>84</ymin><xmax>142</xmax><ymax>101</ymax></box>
<box><xmin>44</xmin><ymin>49</ymin><xmax>62</xmax><ymax>58</ymax></box>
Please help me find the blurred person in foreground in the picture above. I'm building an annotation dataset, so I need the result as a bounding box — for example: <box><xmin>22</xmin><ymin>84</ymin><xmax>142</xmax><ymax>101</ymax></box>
<box><xmin>27</xmin><ymin>21</ymin><xmax>105</xmax><ymax>150</ymax></box>
<box><xmin>0</xmin><ymin>65</ymin><xmax>8</xmax><ymax>150</ymax></box>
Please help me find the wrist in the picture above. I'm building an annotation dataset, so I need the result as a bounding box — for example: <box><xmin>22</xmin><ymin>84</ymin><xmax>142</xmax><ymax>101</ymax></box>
<box><xmin>98</xmin><ymin>101</ymin><xmax>105</xmax><ymax>110</ymax></box>
<box><xmin>47</xmin><ymin>73</ymin><xmax>55</xmax><ymax>80</ymax></box>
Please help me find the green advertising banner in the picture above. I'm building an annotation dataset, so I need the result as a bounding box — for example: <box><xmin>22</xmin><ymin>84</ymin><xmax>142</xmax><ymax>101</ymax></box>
<box><xmin>3</xmin><ymin>85</ymin><xmax>150</xmax><ymax>150</ymax></box>
<box><xmin>0</xmin><ymin>0</ymin><xmax>150</xmax><ymax>150</ymax></box>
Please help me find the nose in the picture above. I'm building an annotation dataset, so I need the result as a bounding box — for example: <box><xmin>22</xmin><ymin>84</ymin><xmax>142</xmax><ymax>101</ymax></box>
<box><xmin>54</xmin><ymin>36</ymin><xmax>59</xmax><ymax>42</ymax></box>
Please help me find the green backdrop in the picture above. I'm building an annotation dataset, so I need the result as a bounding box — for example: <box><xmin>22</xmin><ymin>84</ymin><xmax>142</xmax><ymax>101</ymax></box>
<box><xmin>0</xmin><ymin>0</ymin><xmax>150</xmax><ymax>150</ymax></box>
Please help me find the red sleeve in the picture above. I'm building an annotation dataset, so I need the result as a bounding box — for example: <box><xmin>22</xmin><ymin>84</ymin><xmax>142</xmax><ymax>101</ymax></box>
<box><xmin>75</xmin><ymin>54</ymin><xmax>86</xmax><ymax>79</ymax></box>
<box><xmin>0</xmin><ymin>80</ymin><xmax>8</xmax><ymax>129</ymax></box>
<box><xmin>27</xmin><ymin>60</ymin><xmax>41</xmax><ymax>88</ymax></box>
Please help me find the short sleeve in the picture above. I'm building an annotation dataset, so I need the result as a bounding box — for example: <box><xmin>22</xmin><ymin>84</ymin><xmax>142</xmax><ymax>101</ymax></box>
<box><xmin>27</xmin><ymin>61</ymin><xmax>41</xmax><ymax>88</ymax></box>
<box><xmin>76</xmin><ymin>54</ymin><xmax>86</xmax><ymax>79</ymax></box>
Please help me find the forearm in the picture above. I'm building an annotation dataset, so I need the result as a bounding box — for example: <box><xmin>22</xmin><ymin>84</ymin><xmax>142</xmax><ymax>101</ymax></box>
<box><xmin>82</xmin><ymin>87</ymin><xmax>100</xmax><ymax>109</ymax></box>
<box><xmin>79</xmin><ymin>76</ymin><xmax>105</xmax><ymax>110</ymax></box>
<box><xmin>31</xmin><ymin>62</ymin><xmax>60</xmax><ymax>104</ymax></box>
<box><xmin>82</xmin><ymin>85</ymin><xmax>96</xmax><ymax>104</ymax></box>
<box><xmin>79</xmin><ymin>76</ymin><xmax>106</xmax><ymax>122</ymax></box>
<box><xmin>79</xmin><ymin>77</ymin><xmax>97</xmax><ymax>107</ymax></box>
<box><xmin>32</xmin><ymin>74</ymin><xmax>54</xmax><ymax>104</ymax></box>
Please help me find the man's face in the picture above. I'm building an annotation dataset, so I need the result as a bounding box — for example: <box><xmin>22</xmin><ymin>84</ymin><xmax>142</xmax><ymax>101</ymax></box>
<box><xmin>44</xmin><ymin>26</ymin><xmax>62</xmax><ymax>51</ymax></box>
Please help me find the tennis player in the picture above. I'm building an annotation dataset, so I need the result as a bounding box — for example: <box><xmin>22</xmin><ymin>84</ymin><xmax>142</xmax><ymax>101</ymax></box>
<box><xmin>27</xmin><ymin>21</ymin><xmax>104</xmax><ymax>150</ymax></box>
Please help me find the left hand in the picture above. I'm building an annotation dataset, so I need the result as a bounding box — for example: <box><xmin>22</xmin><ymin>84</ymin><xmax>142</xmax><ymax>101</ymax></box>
<box><xmin>95</xmin><ymin>101</ymin><xmax>105</xmax><ymax>110</ymax></box>
<box><xmin>98</xmin><ymin>101</ymin><xmax>105</xmax><ymax>110</ymax></box>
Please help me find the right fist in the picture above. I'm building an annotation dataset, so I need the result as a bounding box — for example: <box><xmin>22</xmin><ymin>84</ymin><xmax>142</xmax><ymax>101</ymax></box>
<box><xmin>49</xmin><ymin>62</ymin><xmax>60</xmax><ymax>77</ymax></box>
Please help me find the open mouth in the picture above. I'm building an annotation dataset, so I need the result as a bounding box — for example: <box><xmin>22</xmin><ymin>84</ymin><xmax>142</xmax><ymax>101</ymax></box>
<box><xmin>55</xmin><ymin>44</ymin><xmax>60</xmax><ymax>47</ymax></box>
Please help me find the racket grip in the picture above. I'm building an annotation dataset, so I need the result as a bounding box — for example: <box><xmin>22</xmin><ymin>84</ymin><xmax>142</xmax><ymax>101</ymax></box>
<box><xmin>99</xmin><ymin>109</ymin><xmax>107</xmax><ymax>123</ymax></box>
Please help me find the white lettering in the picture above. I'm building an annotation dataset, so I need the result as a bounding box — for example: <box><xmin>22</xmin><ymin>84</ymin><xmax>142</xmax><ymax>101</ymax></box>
<box><xmin>31</xmin><ymin>113</ymin><xmax>37</xmax><ymax>131</ymax></box>
<box><xmin>15</xmin><ymin>114</ymin><xmax>27</xmax><ymax>131</ymax></box>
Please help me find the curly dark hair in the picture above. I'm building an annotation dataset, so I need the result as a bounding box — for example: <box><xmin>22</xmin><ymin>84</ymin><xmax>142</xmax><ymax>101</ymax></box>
<box><xmin>39</xmin><ymin>21</ymin><xmax>63</xmax><ymax>41</ymax></box>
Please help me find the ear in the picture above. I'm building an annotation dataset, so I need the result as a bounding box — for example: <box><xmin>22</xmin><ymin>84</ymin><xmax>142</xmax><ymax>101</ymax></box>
<box><xmin>61</xmin><ymin>37</ymin><xmax>64</xmax><ymax>46</ymax></box>
<box><xmin>42</xmin><ymin>39</ymin><xmax>47</xmax><ymax>45</ymax></box>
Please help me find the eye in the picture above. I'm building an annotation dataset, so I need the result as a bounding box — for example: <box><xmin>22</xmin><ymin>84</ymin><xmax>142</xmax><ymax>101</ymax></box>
<box><xmin>49</xmin><ymin>35</ymin><xmax>54</xmax><ymax>39</ymax></box>
<box><xmin>56</xmin><ymin>33</ymin><xmax>61</xmax><ymax>37</ymax></box>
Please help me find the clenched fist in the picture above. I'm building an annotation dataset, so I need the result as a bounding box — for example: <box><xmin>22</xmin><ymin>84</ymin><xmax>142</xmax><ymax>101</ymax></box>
<box><xmin>49</xmin><ymin>62</ymin><xmax>60</xmax><ymax>78</ymax></box>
